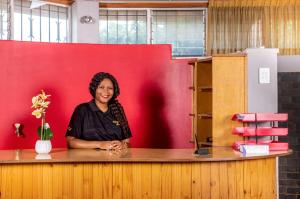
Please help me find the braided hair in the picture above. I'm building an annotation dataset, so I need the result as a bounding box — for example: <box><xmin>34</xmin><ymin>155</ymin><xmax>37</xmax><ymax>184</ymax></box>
<box><xmin>89</xmin><ymin>72</ymin><xmax>131</xmax><ymax>139</ymax></box>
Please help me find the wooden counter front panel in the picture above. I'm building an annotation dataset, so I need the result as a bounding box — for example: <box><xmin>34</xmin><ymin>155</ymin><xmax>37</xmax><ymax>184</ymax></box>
<box><xmin>0</xmin><ymin>158</ymin><xmax>275</xmax><ymax>199</ymax></box>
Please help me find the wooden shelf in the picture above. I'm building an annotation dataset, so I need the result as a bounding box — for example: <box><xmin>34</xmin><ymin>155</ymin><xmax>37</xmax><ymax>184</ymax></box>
<box><xmin>199</xmin><ymin>142</ymin><xmax>213</xmax><ymax>147</ymax></box>
<box><xmin>198</xmin><ymin>86</ymin><xmax>212</xmax><ymax>92</ymax></box>
<box><xmin>198</xmin><ymin>113</ymin><xmax>212</xmax><ymax>119</ymax></box>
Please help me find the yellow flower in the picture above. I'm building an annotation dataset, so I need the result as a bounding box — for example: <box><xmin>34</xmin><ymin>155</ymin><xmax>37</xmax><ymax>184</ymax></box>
<box><xmin>32</xmin><ymin>108</ymin><xmax>43</xmax><ymax>119</ymax></box>
<box><xmin>40</xmin><ymin>90</ymin><xmax>51</xmax><ymax>100</ymax></box>
<box><xmin>31</xmin><ymin>90</ymin><xmax>51</xmax><ymax>118</ymax></box>
<box><xmin>31</xmin><ymin>96</ymin><xmax>39</xmax><ymax>108</ymax></box>
<box><xmin>31</xmin><ymin>90</ymin><xmax>53</xmax><ymax>140</ymax></box>
<box><xmin>40</xmin><ymin>101</ymin><xmax>50</xmax><ymax>108</ymax></box>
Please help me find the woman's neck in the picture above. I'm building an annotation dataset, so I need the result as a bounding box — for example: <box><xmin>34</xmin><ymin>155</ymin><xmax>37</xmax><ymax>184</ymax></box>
<box><xmin>95</xmin><ymin>100</ymin><xmax>108</xmax><ymax>112</ymax></box>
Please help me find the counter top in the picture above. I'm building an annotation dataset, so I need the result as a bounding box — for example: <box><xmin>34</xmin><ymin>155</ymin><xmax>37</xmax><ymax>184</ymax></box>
<box><xmin>0</xmin><ymin>147</ymin><xmax>292</xmax><ymax>164</ymax></box>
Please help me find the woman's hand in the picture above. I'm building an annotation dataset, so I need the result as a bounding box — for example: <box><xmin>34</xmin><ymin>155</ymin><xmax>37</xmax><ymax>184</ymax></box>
<box><xmin>67</xmin><ymin>136</ymin><xmax>126</xmax><ymax>150</ymax></box>
<box><xmin>121</xmin><ymin>139</ymin><xmax>130</xmax><ymax>149</ymax></box>
<box><xmin>100</xmin><ymin>140</ymin><xmax>122</xmax><ymax>150</ymax></box>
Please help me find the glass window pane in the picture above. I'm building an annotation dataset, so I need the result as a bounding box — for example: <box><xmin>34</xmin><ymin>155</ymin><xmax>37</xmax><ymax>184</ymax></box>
<box><xmin>99</xmin><ymin>14</ymin><xmax>108</xmax><ymax>43</ymax></box>
<box><xmin>50</xmin><ymin>12</ymin><xmax>58</xmax><ymax>42</ymax></box>
<box><xmin>22</xmin><ymin>13</ymin><xmax>31</xmax><ymax>41</ymax></box>
<box><xmin>31</xmin><ymin>8</ymin><xmax>41</xmax><ymax>42</ymax></box>
<box><xmin>13</xmin><ymin>0</ymin><xmax>68</xmax><ymax>43</ymax></box>
<box><xmin>107</xmin><ymin>15</ymin><xmax>117</xmax><ymax>43</ymax></box>
<box><xmin>14</xmin><ymin>11</ymin><xmax>21</xmax><ymax>40</ymax></box>
<box><xmin>127</xmin><ymin>15</ymin><xmax>137</xmax><ymax>43</ymax></box>
<box><xmin>21</xmin><ymin>1</ymin><xmax>32</xmax><ymax>41</ymax></box>
<box><xmin>59</xmin><ymin>7</ymin><xmax>68</xmax><ymax>42</ymax></box>
<box><xmin>137</xmin><ymin>15</ymin><xmax>146</xmax><ymax>44</ymax></box>
<box><xmin>0</xmin><ymin>0</ymin><xmax>10</xmax><ymax>40</ymax></box>
<box><xmin>41</xmin><ymin>7</ymin><xmax>50</xmax><ymax>42</ymax></box>
<box><xmin>152</xmin><ymin>10</ymin><xmax>206</xmax><ymax>56</ymax></box>
<box><xmin>49</xmin><ymin>5</ymin><xmax>58</xmax><ymax>42</ymax></box>
<box><xmin>99</xmin><ymin>10</ymin><xmax>147</xmax><ymax>44</ymax></box>
<box><xmin>117</xmin><ymin>15</ymin><xmax>127</xmax><ymax>44</ymax></box>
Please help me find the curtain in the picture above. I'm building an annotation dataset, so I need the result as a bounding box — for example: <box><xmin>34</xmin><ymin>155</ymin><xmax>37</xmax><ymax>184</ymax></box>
<box><xmin>207</xmin><ymin>0</ymin><xmax>300</xmax><ymax>55</ymax></box>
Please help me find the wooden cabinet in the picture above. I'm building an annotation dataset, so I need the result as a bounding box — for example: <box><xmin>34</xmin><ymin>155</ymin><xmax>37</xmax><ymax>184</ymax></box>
<box><xmin>190</xmin><ymin>54</ymin><xmax>248</xmax><ymax>146</ymax></box>
<box><xmin>190</xmin><ymin>57</ymin><xmax>213</xmax><ymax>145</ymax></box>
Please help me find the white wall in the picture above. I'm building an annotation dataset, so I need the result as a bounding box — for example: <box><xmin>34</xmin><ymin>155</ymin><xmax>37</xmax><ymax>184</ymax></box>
<box><xmin>71</xmin><ymin>0</ymin><xmax>99</xmax><ymax>43</ymax></box>
<box><xmin>278</xmin><ymin>56</ymin><xmax>300</xmax><ymax>72</ymax></box>
<box><xmin>245</xmin><ymin>48</ymin><xmax>278</xmax><ymax>113</ymax></box>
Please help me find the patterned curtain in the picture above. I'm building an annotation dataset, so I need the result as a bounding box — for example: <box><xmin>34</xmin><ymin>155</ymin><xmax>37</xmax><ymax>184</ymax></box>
<box><xmin>207</xmin><ymin>0</ymin><xmax>300</xmax><ymax>55</ymax></box>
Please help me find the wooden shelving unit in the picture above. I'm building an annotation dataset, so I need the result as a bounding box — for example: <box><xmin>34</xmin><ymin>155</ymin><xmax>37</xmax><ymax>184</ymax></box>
<box><xmin>189</xmin><ymin>57</ymin><xmax>212</xmax><ymax>143</ymax></box>
<box><xmin>190</xmin><ymin>54</ymin><xmax>248</xmax><ymax>146</ymax></box>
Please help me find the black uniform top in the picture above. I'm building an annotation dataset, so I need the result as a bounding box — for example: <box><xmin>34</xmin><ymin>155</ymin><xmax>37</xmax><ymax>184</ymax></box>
<box><xmin>66</xmin><ymin>100</ymin><xmax>131</xmax><ymax>141</ymax></box>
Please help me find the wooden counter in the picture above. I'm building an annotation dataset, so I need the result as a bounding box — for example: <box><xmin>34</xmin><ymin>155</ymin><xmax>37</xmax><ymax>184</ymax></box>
<box><xmin>0</xmin><ymin>148</ymin><xmax>291</xmax><ymax>199</ymax></box>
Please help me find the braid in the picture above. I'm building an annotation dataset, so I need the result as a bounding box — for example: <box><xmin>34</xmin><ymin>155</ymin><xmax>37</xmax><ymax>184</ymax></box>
<box><xmin>109</xmin><ymin>100</ymin><xmax>131</xmax><ymax>139</ymax></box>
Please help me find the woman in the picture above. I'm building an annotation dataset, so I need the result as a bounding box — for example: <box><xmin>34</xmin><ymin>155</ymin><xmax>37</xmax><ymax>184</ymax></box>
<box><xmin>66</xmin><ymin>72</ymin><xmax>132</xmax><ymax>150</ymax></box>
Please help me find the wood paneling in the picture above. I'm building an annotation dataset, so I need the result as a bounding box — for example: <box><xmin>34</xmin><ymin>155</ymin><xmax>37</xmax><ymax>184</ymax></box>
<box><xmin>45</xmin><ymin>0</ymin><xmax>73</xmax><ymax>6</ymax></box>
<box><xmin>201</xmin><ymin>162</ymin><xmax>211</xmax><ymax>198</ymax></box>
<box><xmin>0</xmin><ymin>148</ymin><xmax>291</xmax><ymax>163</ymax></box>
<box><xmin>161</xmin><ymin>163</ymin><xmax>172</xmax><ymax>199</ymax></box>
<box><xmin>100</xmin><ymin>2</ymin><xmax>208</xmax><ymax>8</ymax></box>
<box><xmin>212</xmin><ymin>56</ymin><xmax>247</xmax><ymax>146</ymax></box>
<box><xmin>0</xmin><ymin>158</ymin><xmax>276</xmax><ymax>199</ymax></box>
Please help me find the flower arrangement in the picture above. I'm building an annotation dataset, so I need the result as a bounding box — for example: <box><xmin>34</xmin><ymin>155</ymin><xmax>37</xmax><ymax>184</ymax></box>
<box><xmin>31</xmin><ymin>90</ymin><xmax>53</xmax><ymax>140</ymax></box>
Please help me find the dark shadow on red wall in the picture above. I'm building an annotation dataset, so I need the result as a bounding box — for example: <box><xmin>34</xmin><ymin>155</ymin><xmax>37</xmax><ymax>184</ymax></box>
<box><xmin>137</xmin><ymin>82</ymin><xmax>172</xmax><ymax>148</ymax></box>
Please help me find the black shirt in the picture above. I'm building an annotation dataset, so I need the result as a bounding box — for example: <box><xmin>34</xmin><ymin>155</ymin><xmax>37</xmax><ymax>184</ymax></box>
<box><xmin>66</xmin><ymin>100</ymin><xmax>131</xmax><ymax>141</ymax></box>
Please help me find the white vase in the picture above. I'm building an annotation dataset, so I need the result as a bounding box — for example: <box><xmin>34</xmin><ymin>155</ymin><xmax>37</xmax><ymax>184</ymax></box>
<box><xmin>35</xmin><ymin>140</ymin><xmax>52</xmax><ymax>154</ymax></box>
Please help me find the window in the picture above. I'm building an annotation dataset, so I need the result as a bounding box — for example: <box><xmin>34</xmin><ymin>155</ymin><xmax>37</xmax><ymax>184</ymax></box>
<box><xmin>152</xmin><ymin>10</ymin><xmax>205</xmax><ymax>57</ymax></box>
<box><xmin>0</xmin><ymin>0</ymin><xmax>10</xmax><ymax>40</ymax></box>
<box><xmin>99</xmin><ymin>10</ymin><xmax>147</xmax><ymax>44</ymax></box>
<box><xmin>99</xmin><ymin>9</ymin><xmax>206</xmax><ymax>57</ymax></box>
<box><xmin>14</xmin><ymin>0</ymin><xmax>68</xmax><ymax>42</ymax></box>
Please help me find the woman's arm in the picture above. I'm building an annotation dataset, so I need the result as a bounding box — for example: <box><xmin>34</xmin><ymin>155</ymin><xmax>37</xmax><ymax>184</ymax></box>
<box><xmin>67</xmin><ymin>136</ymin><xmax>122</xmax><ymax>150</ymax></box>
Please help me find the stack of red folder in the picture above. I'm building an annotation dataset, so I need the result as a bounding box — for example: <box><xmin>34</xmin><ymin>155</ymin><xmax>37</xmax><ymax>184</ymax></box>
<box><xmin>232</xmin><ymin>113</ymin><xmax>289</xmax><ymax>151</ymax></box>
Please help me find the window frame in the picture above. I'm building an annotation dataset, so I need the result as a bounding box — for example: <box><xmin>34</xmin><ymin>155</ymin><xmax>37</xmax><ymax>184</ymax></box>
<box><xmin>99</xmin><ymin>7</ymin><xmax>207</xmax><ymax>57</ymax></box>
<box><xmin>0</xmin><ymin>0</ymin><xmax>11</xmax><ymax>40</ymax></box>
<box><xmin>99</xmin><ymin>9</ymin><xmax>148</xmax><ymax>44</ymax></box>
<box><xmin>7</xmin><ymin>0</ymin><xmax>70</xmax><ymax>42</ymax></box>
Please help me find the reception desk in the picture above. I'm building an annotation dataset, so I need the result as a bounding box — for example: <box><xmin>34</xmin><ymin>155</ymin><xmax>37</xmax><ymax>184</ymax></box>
<box><xmin>0</xmin><ymin>147</ymin><xmax>291</xmax><ymax>199</ymax></box>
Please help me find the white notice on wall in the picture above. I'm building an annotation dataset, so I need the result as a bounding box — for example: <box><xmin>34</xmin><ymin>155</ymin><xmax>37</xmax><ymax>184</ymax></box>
<box><xmin>259</xmin><ymin>67</ymin><xmax>271</xmax><ymax>84</ymax></box>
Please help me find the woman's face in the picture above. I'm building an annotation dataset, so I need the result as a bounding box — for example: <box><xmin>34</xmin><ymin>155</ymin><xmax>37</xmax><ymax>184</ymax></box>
<box><xmin>95</xmin><ymin>78</ymin><xmax>114</xmax><ymax>104</ymax></box>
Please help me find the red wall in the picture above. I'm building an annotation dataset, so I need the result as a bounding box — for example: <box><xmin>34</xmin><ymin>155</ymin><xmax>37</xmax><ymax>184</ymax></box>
<box><xmin>0</xmin><ymin>40</ymin><xmax>192</xmax><ymax>149</ymax></box>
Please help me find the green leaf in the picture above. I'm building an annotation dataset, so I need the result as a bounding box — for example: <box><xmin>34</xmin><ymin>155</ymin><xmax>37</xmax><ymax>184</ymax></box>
<box><xmin>44</xmin><ymin>128</ymin><xmax>53</xmax><ymax>140</ymax></box>
<box><xmin>37</xmin><ymin>125</ymin><xmax>53</xmax><ymax>140</ymax></box>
